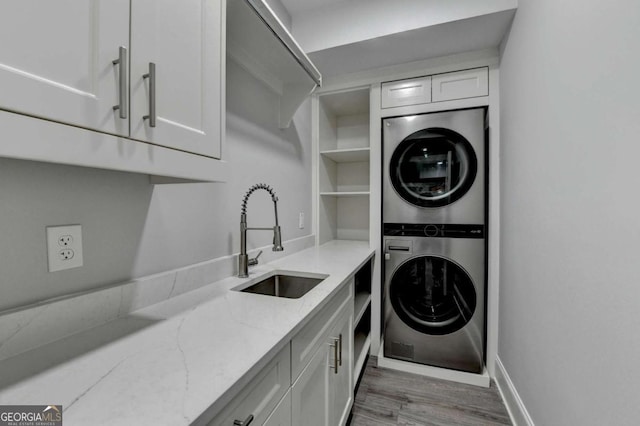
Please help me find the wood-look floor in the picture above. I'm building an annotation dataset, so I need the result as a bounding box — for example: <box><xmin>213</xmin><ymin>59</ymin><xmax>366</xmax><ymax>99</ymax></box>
<box><xmin>349</xmin><ymin>358</ymin><xmax>512</xmax><ymax>426</ymax></box>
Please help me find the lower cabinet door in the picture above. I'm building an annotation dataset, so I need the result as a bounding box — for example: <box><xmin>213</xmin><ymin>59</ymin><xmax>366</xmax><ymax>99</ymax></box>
<box><xmin>206</xmin><ymin>345</ymin><xmax>290</xmax><ymax>426</ymax></box>
<box><xmin>291</xmin><ymin>341</ymin><xmax>331</xmax><ymax>426</ymax></box>
<box><xmin>263</xmin><ymin>390</ymin><xmax>292</xmax><ymax>426</ymax></box>
<box><xmin>329</xmin><ymin>306</ymin><xmax>354</xmax><ymax>426</ymax></box>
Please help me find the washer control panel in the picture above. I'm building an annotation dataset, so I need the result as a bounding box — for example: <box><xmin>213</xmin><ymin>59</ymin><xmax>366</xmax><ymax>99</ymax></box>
<box><xmin>383</xmin><ymin>223</ymin><xmax>485</xmax><ymax>238</ymax></box>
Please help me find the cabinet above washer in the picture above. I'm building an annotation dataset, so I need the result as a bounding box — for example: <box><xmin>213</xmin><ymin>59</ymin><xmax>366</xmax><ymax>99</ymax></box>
<box><xmin>381</xmin><ymin>67</ymin><xmax>488</xmax><ymax>109</ymax></box>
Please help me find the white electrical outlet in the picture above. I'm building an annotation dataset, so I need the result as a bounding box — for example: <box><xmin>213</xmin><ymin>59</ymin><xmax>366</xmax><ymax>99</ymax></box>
<box><xmin>299</xmin><ymin>212</ymin><xmax>305</xmax><ymax>229</ymax></box>
<box><xmin>47</xmin><ymin>225</ymin><xmax>83</xmax><ymax>272</ymax></box>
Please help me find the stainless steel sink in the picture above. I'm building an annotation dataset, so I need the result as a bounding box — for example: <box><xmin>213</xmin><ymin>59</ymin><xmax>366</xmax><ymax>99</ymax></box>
<box><xmin>238</xmin><ymin>273</ymin><xmax>326</xmax><ymax>298</ymax></box>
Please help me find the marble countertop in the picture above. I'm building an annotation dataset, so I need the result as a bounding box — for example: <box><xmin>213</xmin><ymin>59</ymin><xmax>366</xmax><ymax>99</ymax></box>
<box><xmin>0</xmin><ymin>240</ymin><xmax>374</xmax><ymax>425</ymax></box>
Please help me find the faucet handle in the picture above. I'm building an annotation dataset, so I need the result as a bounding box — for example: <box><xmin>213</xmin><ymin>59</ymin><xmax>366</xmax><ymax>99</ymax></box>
<box><xmin>248</xmin><ymin>250</ymin><xmax>262</xmax><ymax>267</ymax></box>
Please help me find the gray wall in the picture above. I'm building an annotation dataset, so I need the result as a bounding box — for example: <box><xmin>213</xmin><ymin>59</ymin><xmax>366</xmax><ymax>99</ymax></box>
<box><xmin>0</xmin><ymin>59</ymin><xmax>312</xmax><ymax>312</ymax></box>
<box><xmin>499</xmin><ymin>0</ymin><xmax>640</xmax><ymax>424</ymax></box>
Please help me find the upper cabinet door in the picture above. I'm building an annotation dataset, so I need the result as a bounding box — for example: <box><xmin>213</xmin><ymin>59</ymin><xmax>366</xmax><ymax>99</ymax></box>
<box><xmin>0</xmin><ymin>0</ymin><xmax>130</xmax><ymax>136</ymax></box>
<box><xmin>130</xmin><ymin>0</ymin><xmax>223</xmax><ymax>158</ymax></box>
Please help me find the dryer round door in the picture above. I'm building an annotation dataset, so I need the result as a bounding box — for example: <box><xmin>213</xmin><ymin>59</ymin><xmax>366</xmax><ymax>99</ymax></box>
<box><xmin>389</xmin><ymin>127</ymin><xmax>477</xmax><ymax>207</ymax></box>
<box><xmin>389</xmin><ymin>255</ymin><xmax>476</xmax><ymax>335</ymax></box>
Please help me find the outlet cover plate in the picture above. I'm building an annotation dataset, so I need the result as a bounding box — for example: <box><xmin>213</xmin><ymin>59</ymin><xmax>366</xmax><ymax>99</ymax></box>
<box><xmin>47</xmin><ymin>225</ymin><xmax>83</xmax><ymax>272</ymax></box>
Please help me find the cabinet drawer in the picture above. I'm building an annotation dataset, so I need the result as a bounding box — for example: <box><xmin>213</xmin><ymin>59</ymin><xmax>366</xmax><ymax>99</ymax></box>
<box><xmin>291</xmin><ymin>281</ymin><xmax>353</xmax><ymax>381</ymax></box>
<box><xmin>208</xmin><ymin>344</ymin><xmax>291</xmax><ymax>426</ymax></box>
<box><xmin>432</xmin><ymin>67</ymin><xmax>488</xmax><ymax>102</ymax></box>
<box><xmin>381</xmin><ymin>76</ymin><xmax>431</xmax><ymax>108</ymax></box>
<box><xmin>263</xmin><ymin>390</ymin><xmax>292</xmax><ymax>426</ymax></box>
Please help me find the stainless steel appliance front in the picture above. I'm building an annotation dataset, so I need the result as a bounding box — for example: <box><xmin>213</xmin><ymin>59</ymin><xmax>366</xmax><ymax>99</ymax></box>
<box><xmin>383</xmin><ymin>108</ymin><xmax>486</xmax><ymax>224</ymax></box>
<box><xmin>383</xmin><ymin>232</ymin><xmax>485</xmax><ymax>373</ymax></box>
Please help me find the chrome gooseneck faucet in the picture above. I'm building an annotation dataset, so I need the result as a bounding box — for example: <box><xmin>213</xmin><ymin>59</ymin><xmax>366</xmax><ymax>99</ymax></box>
<box><xmin>238</xmin><ymin>183</ymin><xmax>284</xmax><ymax>278</ymax></box>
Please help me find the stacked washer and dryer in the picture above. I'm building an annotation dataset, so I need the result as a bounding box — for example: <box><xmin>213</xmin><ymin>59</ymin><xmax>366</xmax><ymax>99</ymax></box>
<box><xmin>382</xmin><ymin>108</ymin><xmax>487</xmax><ymax>374</ymax></box>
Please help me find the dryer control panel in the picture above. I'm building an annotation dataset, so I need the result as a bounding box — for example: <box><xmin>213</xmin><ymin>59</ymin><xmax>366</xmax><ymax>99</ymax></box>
<box><xmin>383</xmin><ymin>223</ymin><xmax>484</xmax><ymax>238</ymax></box>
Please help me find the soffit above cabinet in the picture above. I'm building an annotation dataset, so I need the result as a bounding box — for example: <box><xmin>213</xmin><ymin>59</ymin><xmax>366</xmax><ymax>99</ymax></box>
<box><xmin>278</xmin><ymin>0</ymin><xmax>517</xmax><ymax>78</ymax></box>
<box><xmin>227</xmin><ymin>0</ymin><xmax>322</xmax><ymax>128</ymax></box>
<box><xmin>307</xmin><ymin>9</ymin><xmax>516</xmax><ymax>78</ymax></box>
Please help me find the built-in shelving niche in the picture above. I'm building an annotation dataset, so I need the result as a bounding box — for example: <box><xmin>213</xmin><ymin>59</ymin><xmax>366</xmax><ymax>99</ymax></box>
<box><xmin>353</xmin><ymin>257</ymin><xmax>372</xmax><ymax>385</ymax></box>
<box><xmin>317</xmin><ymin>87</ymin><xmax>370</xmax><ymax>245</ymax></box>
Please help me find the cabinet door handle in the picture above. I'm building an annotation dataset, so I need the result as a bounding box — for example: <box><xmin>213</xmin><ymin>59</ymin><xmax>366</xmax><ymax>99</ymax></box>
<box><xmin>112</xmin><ymin>46</ymin><xmax>128</xmax><ymax>119</ymax></box>
<box><xmin>143</xmin><ymin>62</ymin><xmax>156</xmax><ymax>127</ymax></box>
<box><xmin>329</xmin><ymin>338</ymin><xmax>339</xmax><ymax>374</ymax></box>
<box><xmin>233</xmin><ymin>414</ymin><xmax>254</xmax><ymax>426</ymax></box>
<box><xmin>338</xmin><ymin>333</ymin><xmax>343</xmax><ymax>366</ymax></box>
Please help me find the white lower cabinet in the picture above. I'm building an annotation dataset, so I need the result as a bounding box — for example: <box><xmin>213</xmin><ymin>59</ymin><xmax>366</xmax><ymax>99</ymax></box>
<box><xmin>292</xmin><ymin>288</ymin><xmax>354</xmax><ymax>426</ymax></box>
<box><xmin>329</xmin><ymin>309</ymin><xmax>353</xmax><ymax>426</ymax></box>
<box><xmin>263</xmin><ymin>390</ymin><xmax>292</xmax><ymax>426</ymax></box>
<box><xmin>291</xmin><ymin>283</ymin><xmax>352</xmax><ymax>379</ymax></box>
<box><xmin>210</xmin><ymin>279</ymin><xmax>355</xmax><ymax>426</ymax></box>
<box><xmin>291</xmin><ymin>338</ymin><xmax>331</xmax><ymax>426</ymax></box>
<box><xmin>207</xmin><ymin>345</ymin><xmax>290</xmax><ymax>426</ymax></box>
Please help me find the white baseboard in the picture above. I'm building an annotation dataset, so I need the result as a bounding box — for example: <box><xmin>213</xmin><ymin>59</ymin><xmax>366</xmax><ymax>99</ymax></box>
<box><xmin>376</xmin><ymin>341</ymin><xmax>491</xmax><ymax>387</ymax></box>
<box><xmin>494</xmin><ymin>356</ymin><xmax>535</xmax><ymax>426</ymax></box>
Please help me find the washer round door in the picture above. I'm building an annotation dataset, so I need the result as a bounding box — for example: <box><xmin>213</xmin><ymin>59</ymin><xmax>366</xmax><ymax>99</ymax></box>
<box><xmin>389</xmin><ymin>255</ymin><xmax>476</xmax><ymax>335</ymax></box>
<box><xmin>389</xmin><ymin>127</ymin><xmax>477</xmax><ymax>207</ymax></box>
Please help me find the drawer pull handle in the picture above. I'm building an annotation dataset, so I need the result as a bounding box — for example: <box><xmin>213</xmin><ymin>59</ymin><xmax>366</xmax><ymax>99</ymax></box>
<box><xmin>233</xmin><ymin>414</ymin><xmax>254</xmax><ymax>426</ymax></box>
<box><xmin>338</xmin><ymin>333</ymin><xmax>343</xmax><ymax>366</ymax></box>
<box><xmin>143</xmin><ymin>62</ymin><xmax>156</xmax><ymax>127</ymax></box>
<box><xmin>329</xmin><ymin>338</ymin><xmax>339</xmax><ymax>374</ymax></box>
<box><xmin>112</xmin><ymin>46</ymin><xmax>128</xmax><ymax>119</ymax></box>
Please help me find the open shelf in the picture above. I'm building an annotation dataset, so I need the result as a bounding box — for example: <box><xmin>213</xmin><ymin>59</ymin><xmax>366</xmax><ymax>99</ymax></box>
<box><xmin>318</xmin><ymin>195</ymin><xmax>370</xmax><ymax>242</ymax></box>
<box><xmin>354</xmin><ymin>293</ymin><xmax>372</xmax><ymax>326</ymax></box>
<box><xmin>354</xmin><ymin>257</ymin><xmax>372</xmax><ymax>327</ymax></box>
<box><xmin>353</xmin><ymin>300</ymin><xmax>371</xmax><ymax>384</ymax></box>
<box><xmin>352</xmin><ymin>258</ymin><xmax>372</xmax><ymax>384</ymax></box>
<box><xmin>320</xmin><ymin>147</ymin><xmax>370</xmax><ymax>163</ymax></box>
<box><xmin>353</xmin><ymin>294</ymin><xmax>371</xmax><ymax>380</ymax></box>
<box><xmin>320</xmin><ymin>191</ymin><xmax>370</xmax><ymax>197</ymax></box>
<box><xmin>317</xmin><ymin>87</ymin><xmax>371</xmax><ymax>245</ymax></box>
<box><xmin>353</xmin><ymin>333</ymin><xmax>371</xmax><ymax>384</ymax></box>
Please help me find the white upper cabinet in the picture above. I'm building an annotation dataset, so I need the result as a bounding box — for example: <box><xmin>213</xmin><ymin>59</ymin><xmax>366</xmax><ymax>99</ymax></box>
<box><xmin>0</xmin><ymin>0</ymin><xmax>130</xmax><ymax>136</ymax></box>
<box><xmin>0</xmin><ymin>0</ymin><xmax>226</xmax><ymax>181</ymax></box>
<box><xmin>130</xmin><ymin>0</ymin><xmax>223</xmax><ymax>158</ymax></box>
<box><xmin>380</xmin><ymin>67</ymin><xmax>489</xmax><ymax>110</ymax></box>
<box><xmin>432</xmin><ymin>67</ymin><xmax>489</xmax><ymax>102</ymax></box>
<box><xmin>381</xmin><ymin>76</ymin><xmax>432</xmax><ymax>109</ymax></box>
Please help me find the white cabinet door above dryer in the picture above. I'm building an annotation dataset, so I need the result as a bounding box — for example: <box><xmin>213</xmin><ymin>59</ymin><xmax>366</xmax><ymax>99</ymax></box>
<box><xmin>381</xmin><ymin>76</ymin><xmax>431</xmax><ymax>109</ymax></box>
<box><xmin>0</xmin><ymin>0</ymin><xmax>130</xmax><ymax>136</ymax></box>
<box><xmin>432</xmin><ymin>68</ymin><xmax>489</xmax><ymax>102</ymax></box>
